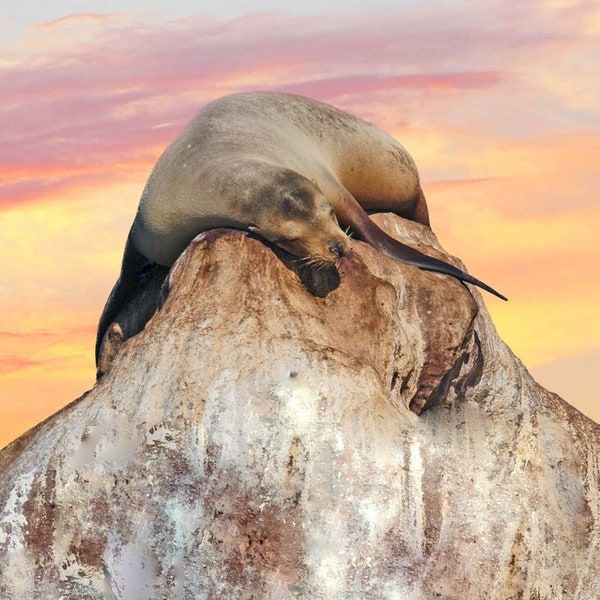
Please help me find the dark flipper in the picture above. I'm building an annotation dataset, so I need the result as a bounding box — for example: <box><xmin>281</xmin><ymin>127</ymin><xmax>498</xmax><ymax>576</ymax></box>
<box><xmin>374</xmin><ymin>229</ymin><xmax>507</xmax><ymax>300</ymax></box>
<box><xmin>95</xmin><ymin>231</ymin><xmax>169</xmax><ymax>369</ymax></box>
<box><xmin>334</xmin><ymin>192</ymin><xmax>508</xmax><ymax>301</ymax></box>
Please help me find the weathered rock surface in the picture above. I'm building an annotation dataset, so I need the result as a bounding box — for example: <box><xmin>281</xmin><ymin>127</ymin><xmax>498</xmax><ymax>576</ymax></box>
<box><xmin>1</xmin><ymin>214</ymin><xmax>599</xmax><ymax>599</ymax></box>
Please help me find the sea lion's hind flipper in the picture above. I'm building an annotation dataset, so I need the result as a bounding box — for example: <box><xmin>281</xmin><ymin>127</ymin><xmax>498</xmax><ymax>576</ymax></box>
<box><xmin>95</xmin><ymin>232</ymin><xmax>165</xmax><ymax>370</ymax></box>
<box><xmin>333</xmin><ymin>192</ymin><xmax>507</xmax><ymax>301</ymax></box>
<box><xmin>412</xmin><ymin>188</ymin><xmax>430</xmax><ymax>228</ymax></box>
<box><xmin>95</xmin><ymin>276</ymin><xmax>130</xmax><ymax>368</ymax></box>
<box><xmin>96</xmin><ymin>322</ymin><xmax>125</xmax><ymax>378</ymax></box>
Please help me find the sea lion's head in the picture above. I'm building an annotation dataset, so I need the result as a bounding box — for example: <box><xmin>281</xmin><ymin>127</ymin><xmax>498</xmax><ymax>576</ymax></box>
<box><xmin>252</xmin><ymin>170</ymin><xmax>350</xmax><ymax>265</ymax></box>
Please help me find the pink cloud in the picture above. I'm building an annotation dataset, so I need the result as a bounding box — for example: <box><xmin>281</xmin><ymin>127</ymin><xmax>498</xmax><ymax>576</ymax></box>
<box><xmin>33</xmin><ymin>12</ymin><xmax>134</xmax><ymax>30</ymax></box>
<box><xmin>0</xmin><ymin>327</ymin><xmax>95</xmax><ymax>375</ymax></box>
<box><xmin>1</xmin><ymin>3</ymin><xmax>597</xmax><ymax>207</ymax></box>
<box><xmin>0</xmin><ymin>327</ymin><xmax>94</xmax><ymax>339</ymax></box>
<box><xmin>269</xmin><ymin>72</ymin><xmax>504</xmax><ymax>100</ymax></box>
<box><xmin>0</xmin><ymin>356</ymin><xmax>43</xmax><ymax>375</ymax></box>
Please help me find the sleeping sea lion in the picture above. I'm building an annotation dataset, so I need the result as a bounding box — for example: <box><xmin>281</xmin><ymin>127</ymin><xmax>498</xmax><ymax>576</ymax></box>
<box><xmin>96</xmin><ymin>92</ymin><xmax>506</xmax><ymax>369</ymax></box>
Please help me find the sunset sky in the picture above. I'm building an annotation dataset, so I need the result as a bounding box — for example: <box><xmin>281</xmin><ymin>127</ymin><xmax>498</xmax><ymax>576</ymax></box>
<box><xmin>1</xmin><ymin>0</ymin><xmax>598</xmax><ymax>448</ymax></box>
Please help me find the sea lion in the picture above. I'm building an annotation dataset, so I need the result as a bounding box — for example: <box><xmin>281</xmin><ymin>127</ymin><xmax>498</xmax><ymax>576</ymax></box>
<box><xmin>96</xmin><ymin>91</ymin><xmax>506</xmax><ymax>368</ymax></box>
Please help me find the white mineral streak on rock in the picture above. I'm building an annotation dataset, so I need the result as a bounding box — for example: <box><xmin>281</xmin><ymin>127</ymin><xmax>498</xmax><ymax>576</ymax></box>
<box><xmin>104</xmin><ymin>529</ymin><xmax>157</xmax><ymax>600</ymax></box>
<box><xmin>0</xmin><ymin>471</ymin><xmax>37</xmax><ymax>597</ymax></box>
<box><xmin>0</xmin><ymin>470</ymin><xmax>34</xmax><ymax>551</ymax></box>
<box><xmin>0</xmin><ymin>215</ymin><xmax>598</xmax><ymax>599</ymax></box>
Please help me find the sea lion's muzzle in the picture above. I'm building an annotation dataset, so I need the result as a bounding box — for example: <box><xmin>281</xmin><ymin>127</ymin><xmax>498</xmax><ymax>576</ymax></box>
<box><xmin>328</xmin><ymin>239</ymin><xmax>347</xmax><ymax>258</ymax></box>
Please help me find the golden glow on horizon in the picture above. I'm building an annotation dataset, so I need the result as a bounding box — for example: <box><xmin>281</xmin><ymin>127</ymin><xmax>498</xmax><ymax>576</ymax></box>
<box><xmin>2</xmin><ymin>146</ymin><xmax>597</xmax><ymax>449</ymax></box>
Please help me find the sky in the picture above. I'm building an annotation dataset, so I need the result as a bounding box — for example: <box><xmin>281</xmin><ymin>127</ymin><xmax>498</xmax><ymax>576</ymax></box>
<box><xmin>1</xmin><ymin>0</ymin><xmax>599</xmax><ymax>448</ymax></box>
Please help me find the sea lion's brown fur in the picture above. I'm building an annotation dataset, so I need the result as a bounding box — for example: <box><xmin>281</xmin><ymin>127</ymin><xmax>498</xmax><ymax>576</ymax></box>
<box><xmin>96</xmin><ymin>92</ymin><xmax>505</xmax><ymax>371</ymax></box>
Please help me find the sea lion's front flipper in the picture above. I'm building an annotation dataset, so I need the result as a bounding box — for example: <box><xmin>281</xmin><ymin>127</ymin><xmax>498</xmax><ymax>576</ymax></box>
<box><xmin>333</xmin><ymin>192</ymin><xmax>507</xmax><ymax>301</ymax></box>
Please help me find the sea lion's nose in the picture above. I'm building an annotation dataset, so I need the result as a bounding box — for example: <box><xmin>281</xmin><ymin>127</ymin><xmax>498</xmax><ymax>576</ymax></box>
<box><xmin>328</xmin><ymin>240</ymin><xmax>346</xmax><ymax>257</ymax></box>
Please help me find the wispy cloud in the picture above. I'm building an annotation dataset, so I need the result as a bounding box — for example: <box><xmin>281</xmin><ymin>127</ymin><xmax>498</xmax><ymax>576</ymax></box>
<box><xmin>0</xmin><ymin>327</ymin><xmax>95</xmax><ymax>375</ymax></box>
<box><xmin>0</xmin><ymin>356</ymin><xmax>44</xmax><ymax>375</ymax></box>
<box><xmin>2</xmin><ymin>2</ymin><xmax>598</xmax><ymax>206</ymax></box>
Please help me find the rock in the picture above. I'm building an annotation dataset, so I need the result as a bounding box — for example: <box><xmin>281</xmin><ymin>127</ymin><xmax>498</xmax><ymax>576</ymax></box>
<box><xmin>1</xmin><ymin>214</ymin><xmax>599</xmax><ymax>599</ymax></box>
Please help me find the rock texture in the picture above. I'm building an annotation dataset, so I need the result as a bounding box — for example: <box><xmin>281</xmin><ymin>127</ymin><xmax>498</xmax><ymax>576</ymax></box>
<box><xmin>1</xmin><ymin>214</ymin><xmax>599</xmax><ymax>599</ymax></box>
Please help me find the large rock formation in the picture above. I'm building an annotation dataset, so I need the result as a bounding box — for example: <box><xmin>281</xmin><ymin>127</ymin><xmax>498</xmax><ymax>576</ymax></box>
<box><xmin>1</xmin><ymin>214</ymin><xmax>599</xmax><ymax>599</ymax></box>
